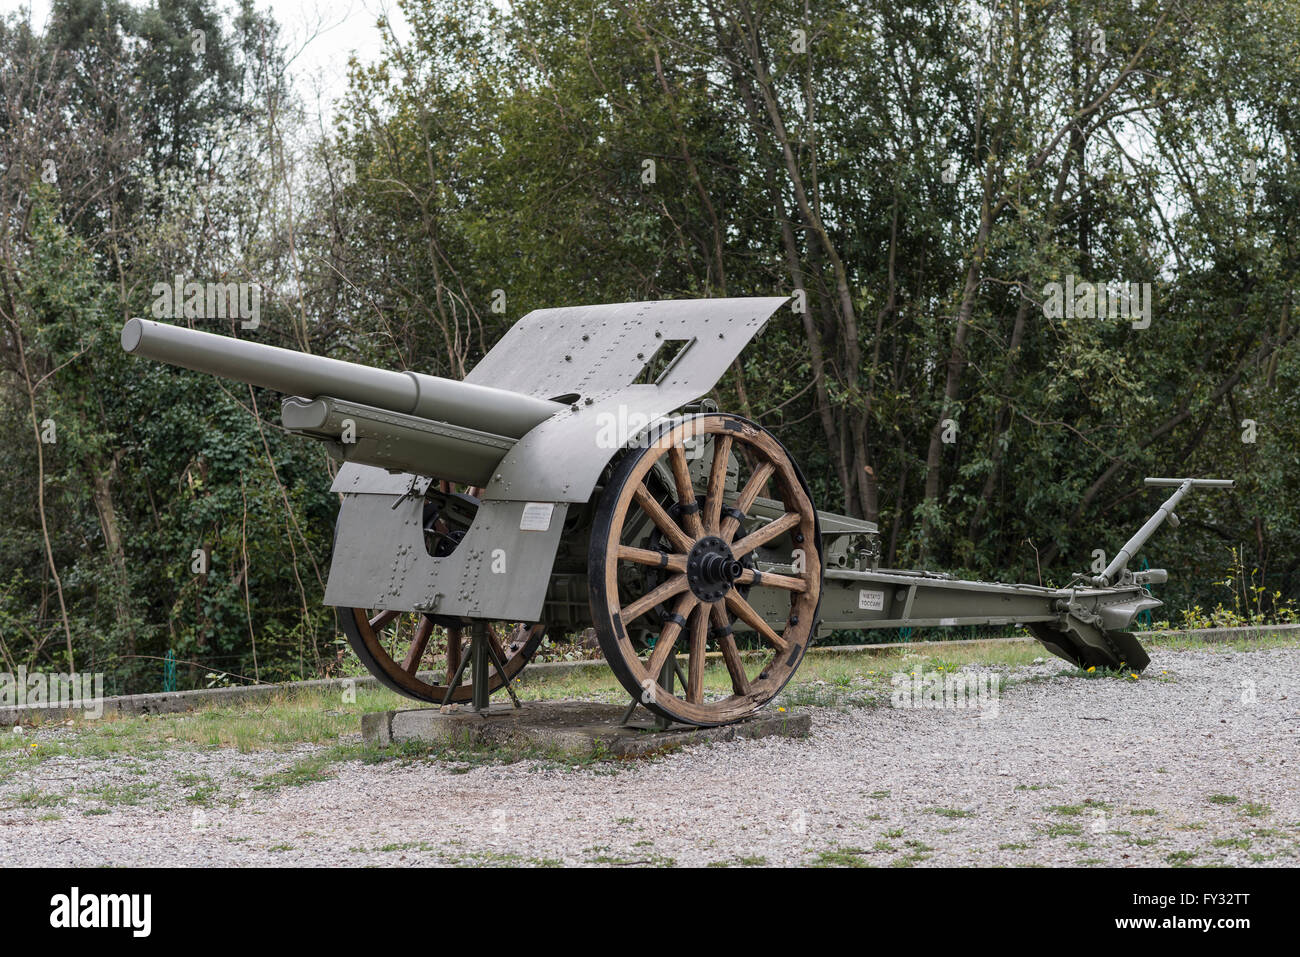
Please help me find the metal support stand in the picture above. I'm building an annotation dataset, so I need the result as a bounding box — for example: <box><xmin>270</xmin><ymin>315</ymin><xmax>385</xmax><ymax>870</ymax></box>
<box><xmin>621</xmin><ymin>645</ymin><xmax>679</xmax><ymax>729</ymax></box>
<box><xmin>438</xmin><ymin>619</ymin><xmax>521</xmax><ymax>713</ymax></box>
<box><xmin>653</xmin><ymin>651</ymin><xmax>678</xmax><ymax>730</ymax></box>
<box><xmin>441</xmin><ymin>632</ymin><xmax>472</xmax><ymax>708</ymax></box>
<box><xmin>470</xmin><ymin>621</ymin><xmax>491</xmax><ymax>712</ymax></box>
<box><xmin>481</xmin><ymin>624</ymin><xmax>522</xmax><ymax>709</ymax></box>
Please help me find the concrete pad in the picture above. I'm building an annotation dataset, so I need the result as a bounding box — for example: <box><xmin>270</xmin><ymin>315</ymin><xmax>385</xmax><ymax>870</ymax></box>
<box><xmin>362</xmin><ymin>701</ymin><xmax>811</xmax><ymax>757</ymax></box>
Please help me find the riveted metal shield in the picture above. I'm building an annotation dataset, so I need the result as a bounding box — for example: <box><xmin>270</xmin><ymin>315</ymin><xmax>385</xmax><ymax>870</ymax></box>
<box><xmin>326</xmin><ymin>297</ymin><xmax>789</xmax><ymax>618</ymax></box>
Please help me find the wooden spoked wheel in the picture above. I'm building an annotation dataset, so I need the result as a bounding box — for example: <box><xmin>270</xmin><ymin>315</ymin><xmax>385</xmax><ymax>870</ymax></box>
<box><xmin>340</xmin><ymin>609</ymin><xmax>545</xmax><ymax>705</ymax></box>
<box><xmin>589</xmin><ymin>414</ymin><xmax>821</xmax><ymax>726</ymax></box>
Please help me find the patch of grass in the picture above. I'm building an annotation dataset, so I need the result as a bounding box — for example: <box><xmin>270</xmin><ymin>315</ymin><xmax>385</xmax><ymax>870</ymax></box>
<box><xmin>1062</xmin><ymin>665</ymin><xmax>1126</xmax><ymax>680</ymax></box>
<box><xmin>1129</xmin><ymin>808</ymin><xmax>1158</xmax><ymax>816</ymax></box>
<box><xmin>1241</xmin><ymin>802</ymin><xmax>1270</xmax><ymax>818</ymax></box>
<box><xmin>779</xmin><ymin>683</ymin><xmax>879</xmax><ymax>710</ymax></box>
<box><xmin>1047</xmin><ymin>805</ymin><xmax>1084</xmax><ymax>816</ymax></box>
<box><xmin>1212</xmin><ymin>837</ymin><xmax>1251</xmax><ymax>849</ymax></box>
<box><xmin>1166</xmin><ymin>850</ymin><xmax>1197</xmax><ymax>865</ymax></box>
<box><xmin>10</xmin><ymin>788</ymin><xmax>65</xmax><ymax>809</ymax></box>
<box><xmin>813</xmin><ymin>847</ymin><xmax>872</xmax><ymax>867</ymax></box>
<box><xmin>516</xmin><ymin>668</ymin><xmax>626</xmax><ymax>703</ymax></box>
<box><xmin>587</xmin><ymin>852</ymin><xmax>676</xmax><ymax>866</ymax></box>
<box><xmin>254</xmin><ymin>749</ymin><xmax>353</xmax><ymax>792</ymax></box>
<box><xmin>177</xmin><ymin>771</ymin><xmax>220</xmax><ymax>806</ymax></box>
<box><xmin>1143</xmin><ymin>630</ymin><xmax>1300</xmax><ymax>654</ymax></box>
<box><xmin>1040</xmin><ymin>822</ymin><xmax>1084</xmax><ymax>837</ymax></box>
<box><xmin>438</xmin><ymin>849</ymin><xmax>563</xmax><ymax>867</ymax></box>
<box><xmin>998</xmin><ymin>842</ymin><xmax>1031</xmax><ymax>851</ymax></box>
<box><xmin>1208</xmin><ymin>794</ymin><xmax>1239</xmax><ymax>805</ymax></box>
<box><xmin>891</xmin><ymin>842</ymin><xmax>934</xmax><ymax>867</ymax></box>
<box><xmin>377</xmin><ymin>842</ymin><xmax>436</xmax><ymax>853</ymax></box>
<box><xmin>0</xmin><ymin>685</ymin><xmax>414</xmax><ymax>764</ymax></box>
<box><xmin>81</xmin><ymin>781</ymin><xmax>158</xmax><ymax>807</ymax></box>
<box><xmin>927</xmin><ymin>807</ymin><xmax>973</xmax><ymax>818</ymax></box>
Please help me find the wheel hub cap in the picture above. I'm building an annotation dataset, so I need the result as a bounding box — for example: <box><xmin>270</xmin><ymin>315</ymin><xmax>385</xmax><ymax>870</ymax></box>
<box><xmin>686</xmin><ymin>536</ymin><xmax>743</xmax><ymax>602</ymax></box>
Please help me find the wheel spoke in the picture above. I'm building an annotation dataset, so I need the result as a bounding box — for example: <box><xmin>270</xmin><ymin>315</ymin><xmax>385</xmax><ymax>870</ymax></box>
<box><xmin>485</xmin><ymin>626</ymin><xmax>513</xmax><ymax>680</ymax></box>
<box><xmin>725</xmin><ymin>590</ymin><xmax>788</xmax><ymax>652</ymax></box>
<box><xmin>633</xmin><ymin>483</ymin><xmax>695</xmax><ymax>553</ymax></box>
<box><xmin>445</xmin><ymin>625</ymin><xmax>462</xmax><ymax>688</ymax></box>
<box><xmin>646</xmin><ymin>592</ymin><xmax>699</xmax><ymax>676</ymax></box>
<box><xmin>710</xmin><ymin>601</ymin><xmax>750</xmax><ymax>695</ymax></box>
<box><xmin>620</xmin><ymin>573</ymin><xmax>690</xmax><ymax>625</ymax></box>
<box><xmin>668</xmin><ymin>445</ymin><xmax>705</xmax><ymax>539</ymax></box>
<box><xmin>721</xmin><ymin>461</ymin><xmax>775</xmax><ymax>543</ymax></box>
<box><xmin>731</xmin><ymin>511</ymin><xmax>801</xmax><ymax>559</ymax></box>
<box><xmin>617</xmin><ymin>545</ymin><xmax>688</xmax><ymax>572</ymax></box>
<box><xmin>687</xmin><ymin>604</ymin><xmax>707</xmax><ymax>704</ymax></box>
<box><xmin>401</xmin><ymin>616</ymin><xmax>434</xmax><ymax>674</ymax></box>
<box><xmin>734</xmin><ymin>567</ymin><xmax>807</xmax><ymax>592</ymax></box>
<box><xmin>704</xmin><ymin>434</ymin><xmax>732</xmax><ymax>534</ymax></box>
<box><xmin>368</xmin><ymin>609</ymin><xmax>400</xmax><ymax>631</ymax></box>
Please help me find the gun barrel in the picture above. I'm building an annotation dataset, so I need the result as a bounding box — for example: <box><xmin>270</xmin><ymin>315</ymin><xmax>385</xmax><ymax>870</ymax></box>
<box><xmin>121</xmin><ymin>318</ymin><xmax>561</xmax><ymax>439</ymax></box>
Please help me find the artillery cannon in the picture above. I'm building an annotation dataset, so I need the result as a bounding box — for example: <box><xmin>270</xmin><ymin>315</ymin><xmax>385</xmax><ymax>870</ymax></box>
<box><xmin>121</xmin><ymin>300</ymin><xmax>1231</xmax><ymax>727</ymax></box>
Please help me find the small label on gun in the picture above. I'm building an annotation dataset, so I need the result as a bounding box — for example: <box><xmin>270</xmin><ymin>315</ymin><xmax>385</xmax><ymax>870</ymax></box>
<box><xmin>519</xmin><ymin>502</ymin><xmax>554</xmax><ymax>531</ymax></box>
<box><xmin>858</xmin><ymin>589</ymin><xmax>885</xmax><ymax>611</ymax></box>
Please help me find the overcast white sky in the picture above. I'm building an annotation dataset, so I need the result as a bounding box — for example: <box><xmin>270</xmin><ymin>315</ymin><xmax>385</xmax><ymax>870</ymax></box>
<box><xmin>2</xmin><ymin>0</ymin><xmax>415</xmax><ymax>111</ymax></box>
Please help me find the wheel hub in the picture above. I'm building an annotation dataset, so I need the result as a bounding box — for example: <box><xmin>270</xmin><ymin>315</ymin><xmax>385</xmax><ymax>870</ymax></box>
<box><xmin>686</xmin><ymin>536</ymin><xmax>743</xmax><ymax>602</ymax></box>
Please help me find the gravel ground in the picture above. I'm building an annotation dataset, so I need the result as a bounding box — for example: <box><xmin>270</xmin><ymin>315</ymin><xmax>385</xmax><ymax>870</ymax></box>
<box><xmin>2</xmin><ymin>646</ymin><xmax>1297</xmax><ymax>867</ymax></box>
